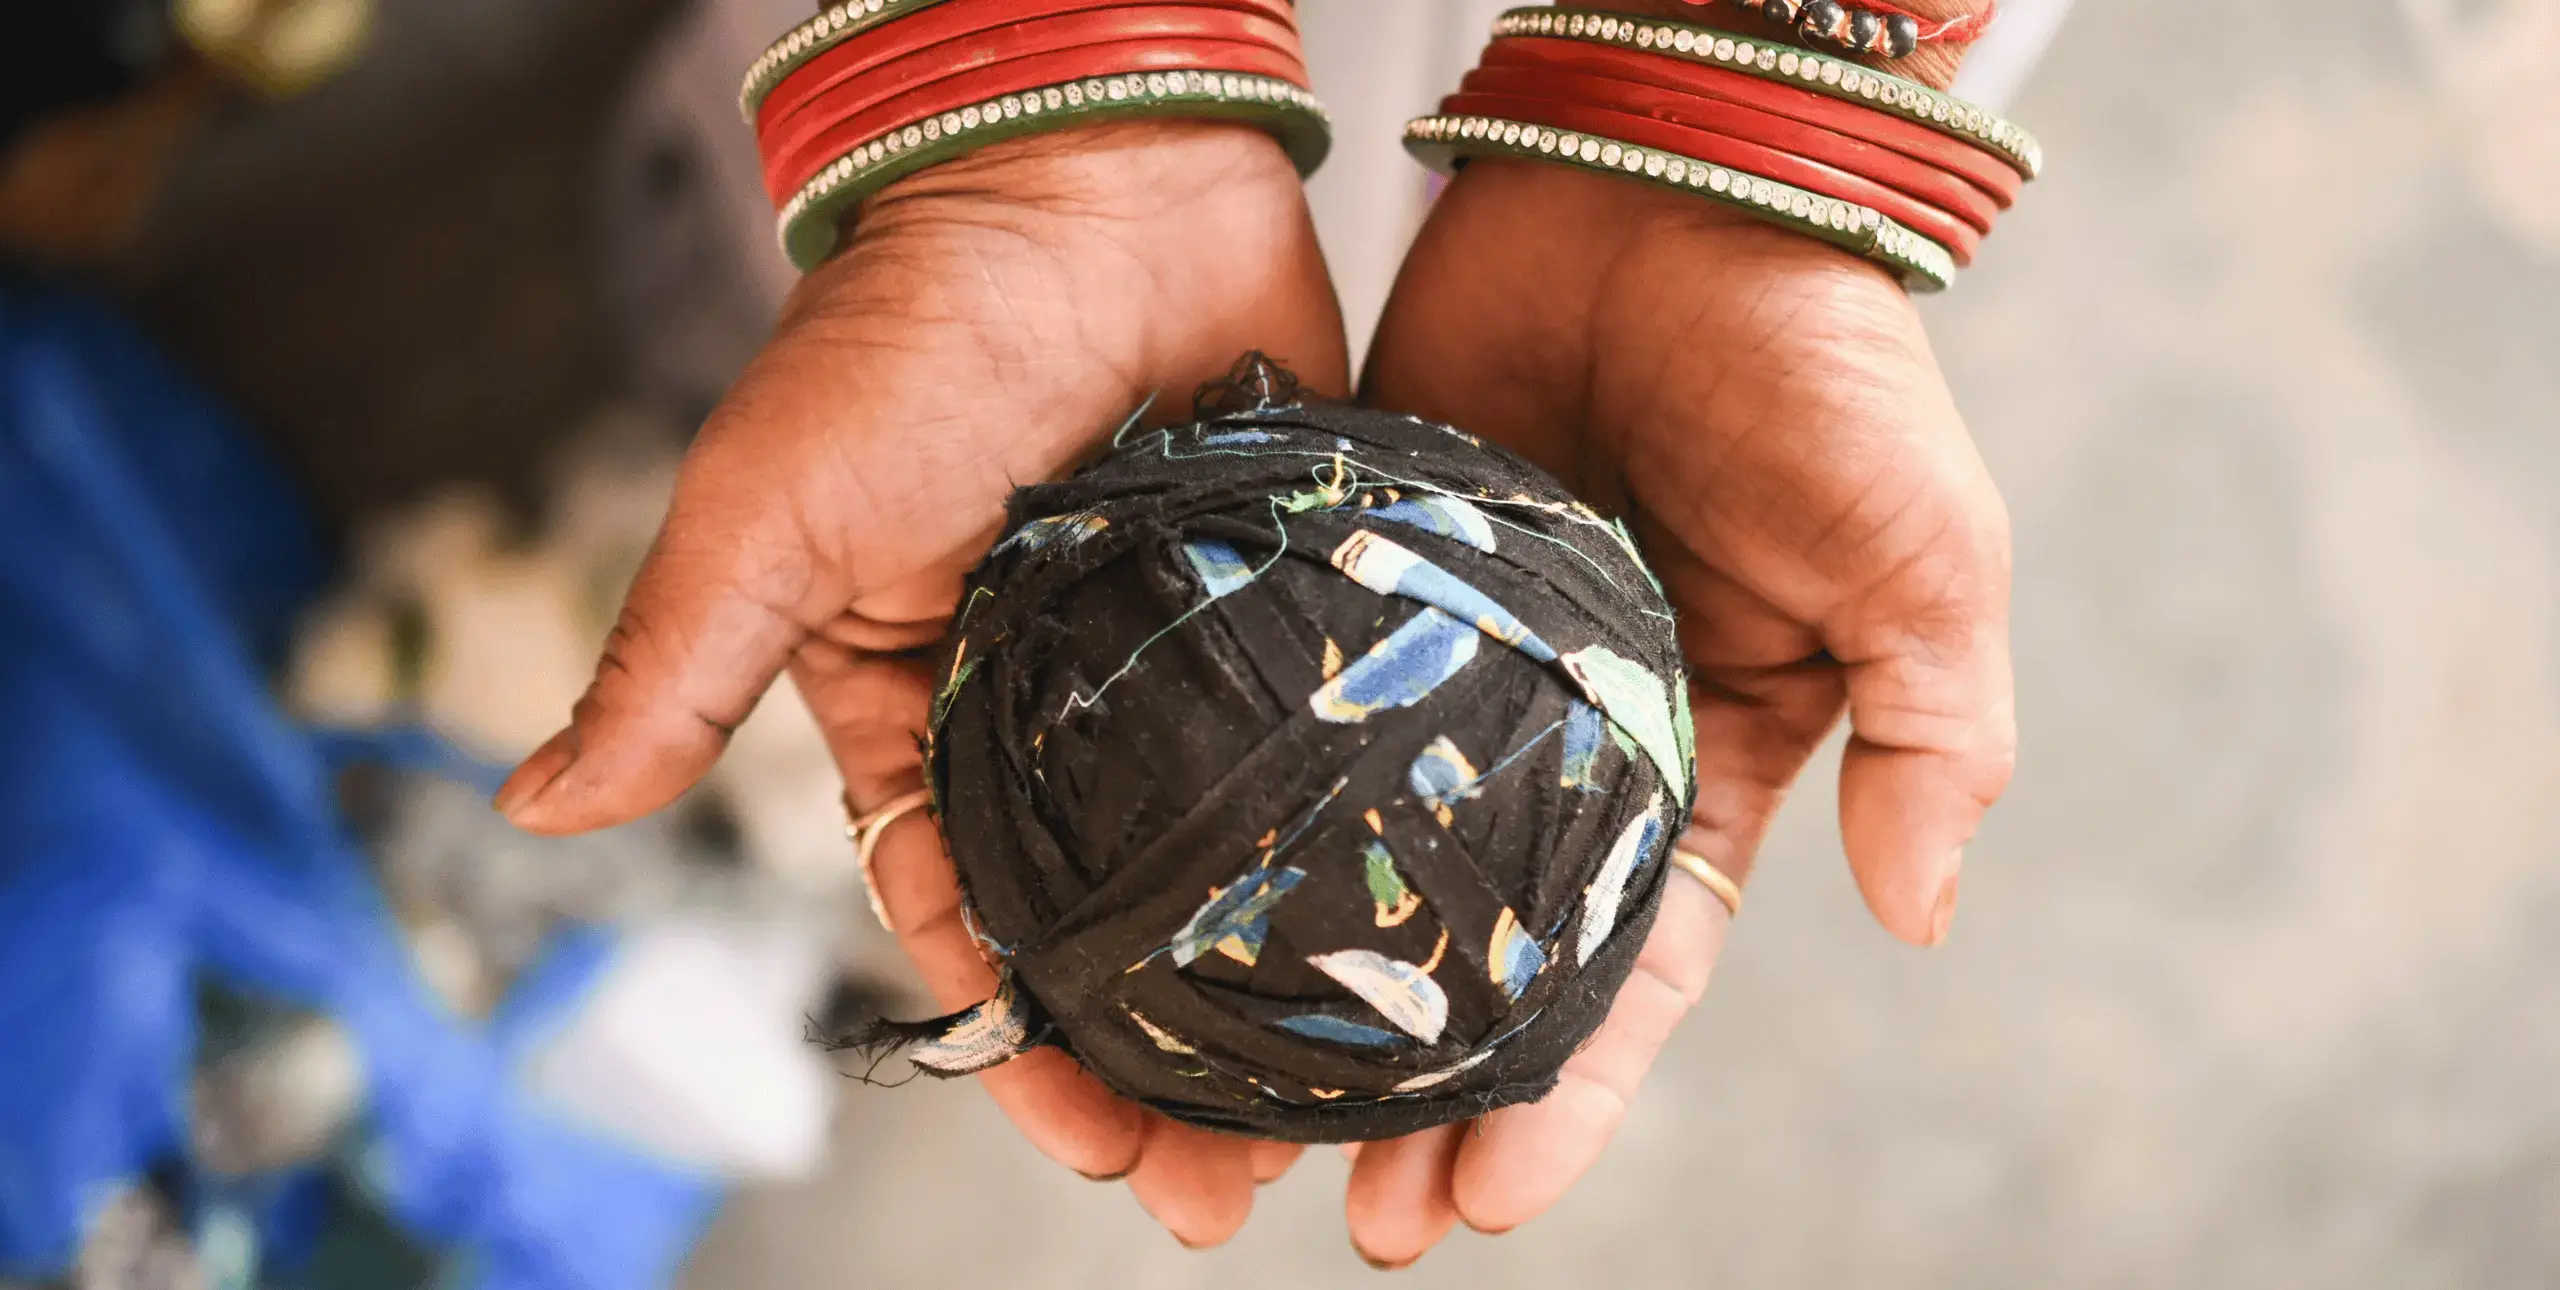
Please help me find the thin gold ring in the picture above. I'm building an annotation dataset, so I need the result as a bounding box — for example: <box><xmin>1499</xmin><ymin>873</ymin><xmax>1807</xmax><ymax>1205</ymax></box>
<box><xmin>1670</xmin><ymin>849</ymin><xmax>1744</xmax><ymax>918</ymax></box>
<box><xmin>843</xmin><ymin>788</ymin><xmax>933</xmax><ymax>933</ymax></box>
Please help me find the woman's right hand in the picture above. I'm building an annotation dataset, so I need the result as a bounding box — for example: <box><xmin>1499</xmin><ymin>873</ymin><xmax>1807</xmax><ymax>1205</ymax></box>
<box><xmin>492</xmin><ymin>120</ymin><xmax>1348</xmax><ymax>1245</ymax></box>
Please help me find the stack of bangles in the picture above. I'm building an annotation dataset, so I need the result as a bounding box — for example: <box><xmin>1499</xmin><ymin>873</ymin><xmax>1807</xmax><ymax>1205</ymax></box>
<box><xmin>1405</xmin><ymin>6</ymin><xmax>2041</xmax><ymax>289</ymax></box>
<box><xmin>741</xmin><ymin>0</ymin><xmax>1330</xmax><ymax>270</ymax></box>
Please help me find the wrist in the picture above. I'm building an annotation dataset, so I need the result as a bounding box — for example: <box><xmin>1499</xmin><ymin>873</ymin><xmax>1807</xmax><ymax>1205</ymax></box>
<box><xmin>794</xmin><ymin>117</ymin><xmax>1347</xmax><ymax>400</ymax></box>
<box><xmin>1593</xmin><ymin>0</ymin><xmax>1975</xmax><ymax>90</ymax></box>
<box><xmin>850</xmin><ymin>117</ymin><xmax>1305</xmax><ymax>233</ymax></box>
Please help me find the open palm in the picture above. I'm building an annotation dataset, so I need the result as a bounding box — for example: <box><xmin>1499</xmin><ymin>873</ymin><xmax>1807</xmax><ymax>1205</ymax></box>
<box><xmin>496</xmin><ymin>122</ymin><xmax>1348</xmax><ymax>1244</ymax></box>
<box><xmin>1342</xmin><ymin>156</ymin><xmax>2018</xmax><ymax>1264</ymax></box>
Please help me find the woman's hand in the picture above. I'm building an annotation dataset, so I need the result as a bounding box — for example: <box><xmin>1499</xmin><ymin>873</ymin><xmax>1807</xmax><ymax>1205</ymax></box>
<box><xmin>1344</xmin><ymin>156</ymin><xmax>2017</xmax><ymax>1265</ymax></box>
<box><xmin>494</xmin><ymin>121</ymin><xmax>1347</xmax><ymax>1245</ymax></box>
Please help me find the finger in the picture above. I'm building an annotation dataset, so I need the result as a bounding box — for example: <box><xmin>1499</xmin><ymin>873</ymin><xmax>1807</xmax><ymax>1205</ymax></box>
<box><xmin>794</xmin><ymin>648</ymin><xmax>1149</xmax><ymax>1179</ymax></box>
<box><xmin>1250</xmin><ymin>1139</ymin><xmax>1305</xmax><ymax>1185</ymax></box>
<box><xmin>1640</xmin><ymin>531</ymin><xmax>1851</xmax><ymax>890</ymax></box>
<box><xmin>1592</xmin><ymin>221</ymin><xmax>2015</xmax><ymax>945</ymax></box>
<box><xmin>1345</xmin><ymin>1124</ymin><xmax>1464</xmax><ymax>1269</ymax></box>
<box><xmin>491</xmin><ymin>294</ymin><xmax>998</xmax><ymax>838</ymax></box>
<box><xmin>1451</xmin><ymin>874</ymin><xmax>1727</xmax><ymax>1233</ymax></box>
<box><xmin>868</xmin><ymin>794</ymin><xmax>1150</xmax><ymax>1176</ymax></box>
<box><xmin>492</xmin><ymin>420</ymin><xmax>843</xmax><ymax>835</ymax></box>
<box><xmin>1824</xmin><ymin>490</ymin><xmax>2016</xmax><ymax>947</ymax></box>
<box><xmin>1125</xmin><ymin>1116</ymin><xmax>1258</xmax><ymax>1248</ymax></box>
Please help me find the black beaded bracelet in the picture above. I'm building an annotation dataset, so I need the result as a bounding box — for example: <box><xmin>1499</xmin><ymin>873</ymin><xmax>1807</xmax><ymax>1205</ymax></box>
<box><xmin>1719</xmin><ymin>0</ymin><xmax>1990</xmax><ymax>61</ymax></box>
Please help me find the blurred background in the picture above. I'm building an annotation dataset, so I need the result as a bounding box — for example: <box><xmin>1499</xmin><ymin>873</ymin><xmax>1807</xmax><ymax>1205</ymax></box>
<box><xmin>5</xmin><ymin>0</ymin><xmax>2557</xmax><ymax>1286</ymax></box>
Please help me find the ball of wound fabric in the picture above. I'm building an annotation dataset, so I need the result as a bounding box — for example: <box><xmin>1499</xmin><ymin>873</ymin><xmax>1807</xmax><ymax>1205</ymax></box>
<box><xmin>887</xmin><ymin>357</ymin><xmax>1695</xmax><ymax>1143</ymax></box>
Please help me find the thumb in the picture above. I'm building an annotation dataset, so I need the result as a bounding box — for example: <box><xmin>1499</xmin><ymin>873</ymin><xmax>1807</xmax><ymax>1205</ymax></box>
<box><xmin>493</xmin><ymin>440</ymin><xmax>833</xmax><ymax>836</ymax></box>
<box><xmin>1828</xmin><ymin>486</ymin><xmax>2017</xmax><ymax>947</ymax></box>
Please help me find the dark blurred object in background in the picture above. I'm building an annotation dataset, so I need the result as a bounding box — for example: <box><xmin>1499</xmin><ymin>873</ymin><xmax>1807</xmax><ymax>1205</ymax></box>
<box><xmin>1</xmin><ymin>0</ymin><xmax>372</xmax><ymax>269</ymax></box>
<box><xmin>1</xmin><ymin>1</ymin><xmax>178</xmax><ymax>149</ymax></box>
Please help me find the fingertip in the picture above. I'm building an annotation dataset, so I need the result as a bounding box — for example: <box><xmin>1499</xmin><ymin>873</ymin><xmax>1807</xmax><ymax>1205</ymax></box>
<box><xmin>1928</xmin><ymin>867</ymin><xmax>1962</xmax><ymax>946</ymax></box>
<box><xmin>492</xmin><ymin>725</ymin><xmax>579</xmax><ymax>828</ymax></box>
<box><xmin>978</xmin><ymin>1050</ymin><xmax>1148</xmax><ymax>1178</ymax></box>
<box><xmin>1345</xmin><ymin>1125</ymin><xmax>1462</xmax><ymax>1268</ymax></box>
<box><xmin>1250</xmin><ymin>1139</ymin><xmax>1304</xmax><ymax>1185</ymax></box>
<box><xmin>492</xmin><ymin>693</ymin><xmax>734</xmax><ymax>836</ymax></box>
<box><xmin>1838</xmin><ymin>742</ymin><xmax>1980</xmax><ymax>946</ymax></box>
<box><xmin>1449</xmin><ymin>1083</ymin><xmax>1616</xmax><ymax>1235</ymax></box>
<box><xmin>1127</xmin><ymin>1118</ymin><xmax>1257</xmax><ymax>1248</ymax></box>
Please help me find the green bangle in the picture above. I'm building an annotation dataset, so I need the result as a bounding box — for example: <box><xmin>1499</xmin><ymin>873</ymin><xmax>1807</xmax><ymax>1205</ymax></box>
<box><xmin>740</xmin><ymin>0</ymin><xmax>959</xmax><ymax>121</ymax></box>
<box><xmin>1493</xmin><ymin>8</ymin><xmax>2041</xmax><ymax>180</ymax></box>
<box><xmin>1404</xmin><ymin>111</ymin><xmax>1956</xmax><ymax>291</ymax></box>
<box><xmin>779</xmin><ymin>70</ymin><xmax>1330</xmax><ymax>271</ymax></box>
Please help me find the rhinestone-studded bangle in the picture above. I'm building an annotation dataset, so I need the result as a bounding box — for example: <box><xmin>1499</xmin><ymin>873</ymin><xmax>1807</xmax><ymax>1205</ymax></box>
<box><xmin>1443</xmin><ymin>89</ymin><xmax>1983</xmax><ymax>259</ymax></box>
<box><xmin>741</xmin><ymin>0</ymin><xmax>956</xmax><ymax>121</ymax></box>
<box><xmin>1405</xmin><ymin>113</ymin><xmax>1956</xmax><ymax>290</ymax></box>
<box><xmin>755</xmin><ymin>12</ymin><xmax>1308</xmax><ymax>201</ymax></box>
<box><xmin>1495</xmin><ymin>8</ymin><xmax>2039</xmax><ymax>178</ymax></box>
<box><xmin>782</xmin><ymin>70</ymin><xmax>1328</xmax><ymax>270</ymax></box>
<box><xmin>1476</xmin><ymin>36</ymin><xmax>2018</xmax><ymax>204</ymax></box>
<box><xmin>1455</xmin><ymin>64</ymin><xmax>2004</xmax><ymax>231</ymax></box>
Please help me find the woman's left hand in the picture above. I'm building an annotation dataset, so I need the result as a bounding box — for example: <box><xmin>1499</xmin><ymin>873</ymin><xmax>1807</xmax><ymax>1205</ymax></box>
<box><xmin>1344</xmin><ymin>153</ymin><xmax>2017</xmax><ymax>1267</ymax></box>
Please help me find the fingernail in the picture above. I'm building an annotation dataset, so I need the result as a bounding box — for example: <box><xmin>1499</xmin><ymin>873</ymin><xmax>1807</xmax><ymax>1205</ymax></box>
<box><xmin>1352</xmin><ymin>1240</ymin><xmax>1414</xmax><ymax>1271</ymax></box>
<box><xmin>1927</xmin><ymin>862</ymin><xmax>1963</xmax><ymax>947</ymax></box>
<box><xmin>493</xmin><ymin>726</ymin><xmax>580</xmax><ymax>825</ymax></box>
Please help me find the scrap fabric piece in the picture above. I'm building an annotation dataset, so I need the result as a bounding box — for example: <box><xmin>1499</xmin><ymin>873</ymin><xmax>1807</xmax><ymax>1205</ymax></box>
<box><xmin>1183</xmin><ymin>538</ymin><xmax>1257</xmax><ymax>600</ymax></box>
<box><xmin>1577</xmin><ymin>795</ymin><xmax>1670</xmax><ymax>967</ymax></box>
<box><xmin>898</xmin><ymin>972</ymin><xmax>1044</xmax><ymax>1077</ymax></box>
<box><xmin>1361</xmin><ymin>839</ymin><xmax>1422</xmax><ymax>927</ymax></box>
<box><xmin>1307</xmin><ymin>607</ymin><xmax>1481</xmax><ymax>722</ymax></box>
<box><xmin>1328</xmin><ymin>530</ymin><xmax>1555</xmax><ymax>661</ymax></box>
<box><xmin>1356</xmin><ymin>493</ymin><xmax>1498</xmax><ymax>552</ymax></box>
<box><xmin>1168</xmin><ymin>865</ymin><xmax>1309</xmax><ymax>969</ymax></box>
<box><xmin>912</xmin><ymin>356</ymin><xmax>1693</xmax><ymax>1144</ymax></box>
<box><xmin>1307</xmin><ymin>950</ymin><xmax>1452</xmax><ymax>1044</ymax></box>
<box><xmin>1489</xmin><ymin>907</ymin><xmax>1547</xmax><ymax>1001</ymax></box>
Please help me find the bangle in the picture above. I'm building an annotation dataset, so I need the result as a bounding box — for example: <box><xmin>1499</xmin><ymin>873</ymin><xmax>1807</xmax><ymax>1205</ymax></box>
<box><xmin>754</xmin><ymin>0</ymin><xmax>1298</xmax><ymax>137</ymax></box>
<box><xmin>758</xmin><ymin>8</ymin><xmax>1305</xmax><ymax>198</ymax></box>
<box><xmin>751</xmin><ymin>0</ymin><xmax>1326</xmax><ymax>272</ymax></box>
<box><xmin>1458</xmin><ymin>63</ymin><xmax>2001</xmax><ymax>232</ymax></box>
<box><xmin>767</xmin><ymin>36</ymin><xmax>1311</xmax><ymax>204</ymax></box>
<box><xmin>1440</xmin><ymin>90</ymin><xmax>1983</xmax><ymax>262</ymax></box>
<box><xmin>1494</xmin><ymin>8</ymin><xmax>2039</xmax><ymax>179</ymax></box>
<box><xmin>1406</xmin><ymin>112</ymin><xmax>1954</xmax><ymax>289</ymax></box>
<box><xmin>779</xmin><ymin>66</ymin><xmax>1326</xmax><ymax>269</ymax></box>
<box><xmin>745</xmin><ymin>0</ymin><xmax>954</xmax><ymax>119</ymax></box>
<box><xmin>1478</xmin><ymin>36</ymin><xmax>2017</xmax><ymax>204</ymax></box>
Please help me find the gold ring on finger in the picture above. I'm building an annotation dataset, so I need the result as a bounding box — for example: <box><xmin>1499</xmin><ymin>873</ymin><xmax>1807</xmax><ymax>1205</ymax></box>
<box><xmin>1670</xmin><ymin>848</ymin><xmax>1744</xmax><ymax>918</ymax></box>
<box><xmin>842</xmin><ymin>788</ymin><xmax>933</xmax><ymax>933</ymax></box>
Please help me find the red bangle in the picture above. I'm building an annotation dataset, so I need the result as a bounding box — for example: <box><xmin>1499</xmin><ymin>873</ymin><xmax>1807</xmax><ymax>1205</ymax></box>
<box><xmin>759</xmin><ymin>8</ymin><xmax>1302</xmax><ymax>195</ymax></box>
<box><xmin>1481</xmin><ymin>36</ymin><xmax>2017</xmax><ymax>205</ymax></box>
<box><xmin>1459</xmin><ymin>63</ymin><xmax>1999</xmax><ymax>233</ymax></box>
<box><xmin>769</xmin><ymin>37</ymin><xmax>1309</xmax><ymax>202</ymax></box>
<box><xmin>1441</xmin><ymin>89</ymin><xmax>1980</xmax><ymax>262</ymax></box>
<box><xmin>755</xmin><ymin>0</ymin><xmax>1297</xmax><ymax>137</ymax></box>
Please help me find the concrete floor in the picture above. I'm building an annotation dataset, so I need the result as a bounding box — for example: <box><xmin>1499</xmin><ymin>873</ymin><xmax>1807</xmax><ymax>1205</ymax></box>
<box><xmin>123</xmin><ymin>0</ymin><xmax>2560</xmax><ymax>1284</ymax></box>
<box><xmin>683</xmin><ymin>2</ymin><xmax>2560</xmax><ymax>1286</ymax></box>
